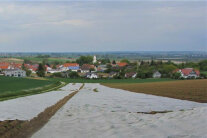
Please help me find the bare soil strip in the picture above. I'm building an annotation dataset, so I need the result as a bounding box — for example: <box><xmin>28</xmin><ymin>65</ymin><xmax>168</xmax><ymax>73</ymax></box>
<box><xmin>135</xmin><ymin>110</ymin><xmax>172</xmax><ymax>114</ymax></box>
<box><xmin>0</xmin><ymin>84</ymin><xmax>84</xmax><ymax>138</ymax></box>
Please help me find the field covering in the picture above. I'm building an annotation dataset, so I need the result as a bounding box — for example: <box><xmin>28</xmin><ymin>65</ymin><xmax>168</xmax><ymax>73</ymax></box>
<box><xmin>103</xmin><ymin>79</ymin><xmax>207</xmax><ymax>103</ymax></box>
<box><xmin>32</xmin><ymin>84</ymin><xmax>207</xmax><ymax>138</ymax></box>
<box><xmin>48</xmin><ymin>78</ymin><xmax>174</xmax><ymax>83</ymax></box>
<box><xmin>0</xmin><ymin>76</ymin><xmax>65</xmax><ymax>101</ymax></box>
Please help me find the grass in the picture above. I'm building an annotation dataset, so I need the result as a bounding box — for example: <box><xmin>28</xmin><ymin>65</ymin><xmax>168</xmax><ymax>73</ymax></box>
<box><xmin>102</xmin><ymin>79</ymin><xmax>207</xmax><ymax>103</ymax></box>
<box><xmin>47</xmin><ymin>78</ymin><xmax>174</xmax><ymax>84</ymax></box>
<box><xmin>0</xmin><ymin>76</ymin><xmax>66</xmax><ymax>101</ymax></box>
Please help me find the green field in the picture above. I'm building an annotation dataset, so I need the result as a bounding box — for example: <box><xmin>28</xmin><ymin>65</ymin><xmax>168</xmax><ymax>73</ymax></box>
<box><xmin>18</xmin><ymin>57</ymin><xmax>70</xmax><ymax>64</ymax></box>
<box><xmin>48</xmin><ymin>78</ymin><xmax>174</xmax><ymax>83</ymax></box>
<box><xmin>0</xmin><ymin>76</ymin><xmax>65</xmax><ymax>101</ymax></box>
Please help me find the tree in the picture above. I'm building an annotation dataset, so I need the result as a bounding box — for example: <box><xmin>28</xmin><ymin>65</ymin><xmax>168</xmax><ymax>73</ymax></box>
<box><xmin>21</xmin><ymin>63</ymin><xmax>32</xmax><ymax>77</ymax></box>
<box><xmin>112</xmin><ymin>60</ymin><xmax>116</xmax><ymax>64</ymax></box>
<box><xmin>26</xmin><ymin>70</ymin><xmax>32</xmax><ymax>77</ymax></box>
<box><xmin>100</xmin><ymin>58</ymin><xmax>111</xmax><ymax>64</ymax></box>
<box><xmin>172</xmin><ymin>72</ymin><xmax>181</xmax><ymax>79</ymax></box>
<box><xmin>52</xmin><ymin>65</ymin><xmax>57</xmax><ymax>69</ymax></box>
<box><xmin>51</xmin><ymin>72</ymin><xmax>63</xmax><ymax>78</ymax></box>
<box><xmin>120</xmin><ymin>59</ymin><xmax>130</xmax><ymax>64</ymax></box>
<box><xmin>140</xmin><ymin>61</ymin><xmax>144</xmax><ymax>66</ymax></box>
<box><xmin>37</xmin><ymin>63</ymin><xmax>46</xmax><ymax>77</ymax></box>
<box><xmin>159</xmin><ymin>64</ymin><xmax>177</xmax><ymax>78</ymax></box>
<box><xmin>21</xmin><ymin>63</ymin><xmax>26</xmax><ymax>70</ymax></box>
<box><xmin>150</xmin><ymin>60</ymin><xmax>155</xmax><ymax>66</ymax></box>
<box><xmin>66</xmin><ymin>60</ymin><xmax>71</xmax><ymax>63</ymax></box>
<box><xmin>69</xmin><ymin>71</ymin><xmax>79</xmax><ymax>78</ymax></box>
<box><xmin>199</xmin><ymin>60</ymin><xmax>207</xmax><ymax>71</ymax></box>
<box><xmin>105</xmin><ymin>64</ymin><xmax>112</xmax><ymax>73</ymax></box>
<box><xmin>23</xmin><ymin>59</ymin><xmax>32</xmax><ymax>64</ymax></box>
<box><xmin>76</xmin><ymin>56</ymin><xmax>93</xmax><ymax>66</ymax></box>
<box><xmin>42</xmin><ymin>58</ymin><xmax>49</xmax><ymax>65</ymax></box>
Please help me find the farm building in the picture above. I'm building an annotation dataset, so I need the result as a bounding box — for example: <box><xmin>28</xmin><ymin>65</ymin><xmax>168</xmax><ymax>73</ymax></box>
<box><xmin>125</xmin><ymin>72</ymin><xmax>137</xmax><ymax>78</ymax></box>
<box><xmin>153</xmin><ymin>71</ymin><xmax>162</xmax><ymax>78</ymax></box>
<box><xmin>3</xmin><ymin>69</ymin><xmax>26</xmax><ymax>77</ymax></box>
<box><xmin>176</xmin><ymin>68</ymin><xmax>200</xmax><ymax>78</ymax></box>
<box><xmin>81</xmin><ymin>64</ymin><xmax>96</xmax><ymax>73</ymax></box>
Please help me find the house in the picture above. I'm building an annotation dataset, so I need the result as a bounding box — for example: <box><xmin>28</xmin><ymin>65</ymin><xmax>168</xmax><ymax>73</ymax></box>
<box><xmin>109</xmin><ymin>72</ymin><xmax>117</xmax><ymax>78</ymax></box>
<box><xmin>176</xmin><ymin>68</ymin><xmax>200</xmax><ymax>78</ymax></box>
<box><xmin>24</xmin><ymin>64</ymin><xmax>38</xmax><ymax>73</ymax></box>
<box><xmin>62</xmin><ymin>63</ymin><xmax>80</xmax><ymax>72</ymax></box>
<box><xmin>3</xmin><ymin>69</ymin><xmax>26</xmax><ymax>77</ymax></box>
<box><xmin>0</xmin><ymin>62</ymin><xmax>10</xmax><ymax>70</ymax></box>
<box><xmin>81</xmin><ymin>64</ymin><xmax>96</xmax><ymax>73</ymax></box>
<box><xmin>153</xmin><ymin>71</ymin><xmax>162</xmax><ymax>78</ymax></box>
<box><xmin>0</xmin><ymin>62</ymin><xmax>22</xmax><ymax>70</ymax></box>
<box><xmin>10</xmin><ymin>63</ymin><xmax>22</xmax><ymax>69</ymax></box>
<box><xmin>86</xmin><ymin>72</ymin><xmax>98</xmax><ymax>79</ymax></box>
<box><xmin>47</xmin><ymin>69</ymin><xmax>62</xmax><ymax>74</ymax></box>
<box><xmin>97</xmin><ymin>65</ymin><xmax>107</xmax><ymax>72</ymax></box>
<box><xmin>125</xmin><ymin>72</ymin><xmax>137</xmax><ymax>78</ymax></box>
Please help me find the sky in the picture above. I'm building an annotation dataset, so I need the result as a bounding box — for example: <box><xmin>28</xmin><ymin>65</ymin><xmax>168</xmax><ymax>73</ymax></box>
<box><xmin>0</xmin><ymin>0</ymin><xmax>206</xmax><ymax>52</ymax></box>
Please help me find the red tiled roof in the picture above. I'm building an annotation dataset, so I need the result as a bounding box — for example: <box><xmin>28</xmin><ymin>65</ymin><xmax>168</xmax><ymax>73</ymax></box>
<box><xmin>63</xmin><ymin>63</ymin><xmax>79</xmax><ymax>67</ymax></box>
<box><xmin>117</xmin><ymin>62</ymin><xmax>128</xmax><ymax>67</ymax></box>
<box><xmin>181</xmin><ymin>68</ymin><xmax>193</xmax><ymax>76</ymax></box>
<box><xmin>0</xmin><ymin>62</ymin><xmax>10</xmax><ymax>69</ymax></box>
<box><xmin>24</xmin><ymin>64</ymin><xmax>38</xmax><ymax>71</ymax></box>
<box><xmin>81</xmin><ymin>64</ymin><xmax>95</xmax><ymax>70</ymax></box>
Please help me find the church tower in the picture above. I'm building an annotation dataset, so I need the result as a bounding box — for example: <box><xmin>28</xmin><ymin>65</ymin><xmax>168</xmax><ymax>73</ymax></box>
<box><xmin>93</xmin><ymin>55</ymin><xmax>97</xmax><ymax>63</ymax></box>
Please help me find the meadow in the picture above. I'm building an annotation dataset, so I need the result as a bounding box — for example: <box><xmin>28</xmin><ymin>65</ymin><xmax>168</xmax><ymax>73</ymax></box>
<box><xmin>102</xmin><ymin>79</ymin><xmax>207</xmax><ymax>103</ymax></box>
<box><xmin>0</xmin><ymin>76</ymin><xmax>65</xmax><ymax>101</ymax></box>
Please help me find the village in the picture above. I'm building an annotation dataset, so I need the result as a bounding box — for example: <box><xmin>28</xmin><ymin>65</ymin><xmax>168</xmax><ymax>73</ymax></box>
<box><xmin>0</xmin><ymin>55</ymin><xmax>205</xmax><ymax>80</ymax></box>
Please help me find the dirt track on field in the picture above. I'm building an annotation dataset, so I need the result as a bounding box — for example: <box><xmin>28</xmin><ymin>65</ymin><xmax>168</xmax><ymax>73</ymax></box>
<box><xmin>0</xmin><ymin>84</ymin><xmax>84</xmax><ymax>138</ymax></box>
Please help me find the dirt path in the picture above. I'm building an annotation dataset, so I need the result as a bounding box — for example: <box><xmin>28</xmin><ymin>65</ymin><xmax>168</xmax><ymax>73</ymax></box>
<box><xmin>0</xmin><ymin>84</ymin><xmax>84</xmax><ymax>138</ymax></box>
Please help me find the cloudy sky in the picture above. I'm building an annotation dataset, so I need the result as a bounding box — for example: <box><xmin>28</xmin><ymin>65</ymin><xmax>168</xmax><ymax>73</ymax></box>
<box><xmin>0</xmin><ymin>0</ymin><xmax>206</xmax><ymax>52</ymax></box>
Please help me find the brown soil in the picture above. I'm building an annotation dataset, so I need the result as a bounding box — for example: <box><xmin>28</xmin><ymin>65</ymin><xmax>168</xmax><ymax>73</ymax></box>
<box><xmin>0</xmin><ymin>84</ymin><xmax>84</xmax><ymax>138</ymax></box>
<box><xmin>136</xmin><ymin>111</ymin><xmax>172</xmax><ymax>114</ymax></box>
<box><xmin>102</xmin><ymin>79</ymin><xmax>207</xmax><ymax>103</ymax></box>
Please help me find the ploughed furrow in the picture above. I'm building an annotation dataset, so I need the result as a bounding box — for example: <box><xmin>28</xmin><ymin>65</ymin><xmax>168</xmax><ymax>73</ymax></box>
<box><xmin>0</xmin><ymin>84</ymin><xmax>84</xmax><ymax>138</ymax></box>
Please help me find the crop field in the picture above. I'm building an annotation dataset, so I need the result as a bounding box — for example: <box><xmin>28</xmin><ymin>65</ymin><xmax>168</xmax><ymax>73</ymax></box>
<box><xmin>0</xmin><ymin>58</ymin><xmax>24</xmax><ymax>63</ymax></box>
<box><xmin>48</xmin><ymin>78</ymin><xmax>174</xmax><ymax>83</ymax></box>
<box><xmin>102</xmin><ymin>79</ymin><xmax>207</xmax><ymax>103</ymax></box>
<box><xmin>18</xmin><ymin>57</ymin><xmax>71</xmax><ymax>63</ymax></box>
<box><xmin>0</xmin><ymin>76</ymin><xmax>64</xmax><ymax>101</ymax></box>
